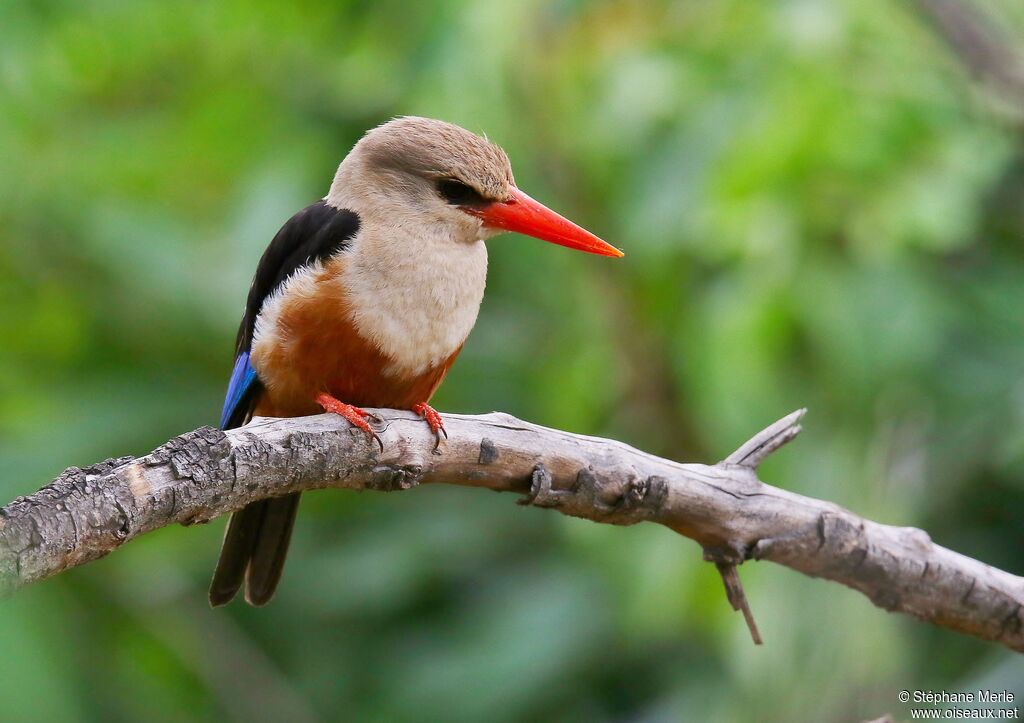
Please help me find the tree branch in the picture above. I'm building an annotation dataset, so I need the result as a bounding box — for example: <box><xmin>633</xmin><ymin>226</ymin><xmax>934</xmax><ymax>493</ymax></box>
<box><xmin>1</xmin><ymin>409</ymin><xmax>1022</xmax><ymax>652</ymax></box>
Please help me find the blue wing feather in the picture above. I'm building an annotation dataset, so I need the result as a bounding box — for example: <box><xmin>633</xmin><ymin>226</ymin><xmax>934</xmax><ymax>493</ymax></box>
<box><xmin>220</xmin><ymin>352</ymin><xmax>259</xmax><ymax>429</ymax></box>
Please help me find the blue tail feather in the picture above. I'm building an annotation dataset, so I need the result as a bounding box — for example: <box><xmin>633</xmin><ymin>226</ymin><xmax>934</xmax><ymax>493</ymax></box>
<box><xmin>220</xmin><ymin>352</ymin><xmax>259</xmax><ymax>429</ymax></box>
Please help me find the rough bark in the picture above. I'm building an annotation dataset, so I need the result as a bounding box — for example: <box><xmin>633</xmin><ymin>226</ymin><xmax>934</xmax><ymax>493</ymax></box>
<box><xmin>1</xmin><ymin>409</ymin><xmax>1022</xmax><ymax>653</ymax></box>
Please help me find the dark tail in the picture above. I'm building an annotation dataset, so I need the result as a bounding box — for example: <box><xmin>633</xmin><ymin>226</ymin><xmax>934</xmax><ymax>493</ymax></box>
<box><xmin>209</xmin><ymin>493</ymin><xmax>301</xmax><ymax>607</ymax></box>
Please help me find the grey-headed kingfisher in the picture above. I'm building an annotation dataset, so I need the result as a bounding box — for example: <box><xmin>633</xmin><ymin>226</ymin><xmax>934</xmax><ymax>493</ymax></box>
<box><xmin>210</xmin><ymin>117</ymin><xmax>623</xmax><ymax>607</ymax></box>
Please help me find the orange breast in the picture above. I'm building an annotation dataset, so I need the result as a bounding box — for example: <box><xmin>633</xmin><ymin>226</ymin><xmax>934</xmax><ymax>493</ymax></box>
<box><xmin>250</xmin><ymin>258</ymin><xmax>462</xmax><ymax>418</ymax></box>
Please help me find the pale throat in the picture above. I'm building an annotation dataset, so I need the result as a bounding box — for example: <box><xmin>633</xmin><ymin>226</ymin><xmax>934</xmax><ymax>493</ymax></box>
<box><xmin>338</xmin><ymin>218</ymin><xmax>488</xmax><ymax>377</ymax></box>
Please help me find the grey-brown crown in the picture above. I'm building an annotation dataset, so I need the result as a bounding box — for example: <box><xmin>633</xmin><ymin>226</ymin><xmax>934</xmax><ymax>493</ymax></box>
<box><xmin>357</xmin><ymin>116</ymin><xmax>516</xmax><ymax>202</ymax></box>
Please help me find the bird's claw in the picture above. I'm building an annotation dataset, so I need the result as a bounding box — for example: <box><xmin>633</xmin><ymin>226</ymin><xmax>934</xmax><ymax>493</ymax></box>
<box><xmin>412</xmin><ymin>402</ymin><xmax>447</xmax><ymax>451</ymax></box>
<box><xmin>315</xmin><ymin>393</ymin><xmax>384</xmax><ymax>452</ymax></box>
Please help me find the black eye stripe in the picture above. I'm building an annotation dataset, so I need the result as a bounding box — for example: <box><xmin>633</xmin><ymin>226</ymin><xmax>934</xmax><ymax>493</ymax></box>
<box><xmin>436</xmin><ymin>178</ymin><xmax>488</xmax><ymax>207</ymax></box>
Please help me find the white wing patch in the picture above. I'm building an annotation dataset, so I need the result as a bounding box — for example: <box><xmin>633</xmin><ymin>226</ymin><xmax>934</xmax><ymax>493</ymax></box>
<box><xmin>250</xmin><ymin>260</ymin><xmax>325</xmax><ymax>388</ymax></box>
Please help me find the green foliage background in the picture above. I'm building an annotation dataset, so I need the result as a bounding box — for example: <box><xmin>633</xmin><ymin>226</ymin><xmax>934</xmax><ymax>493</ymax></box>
<box><xmin>2</xmin><ymin>1</ymin><xmax>1023</xmax><ymax>720</ymax></box>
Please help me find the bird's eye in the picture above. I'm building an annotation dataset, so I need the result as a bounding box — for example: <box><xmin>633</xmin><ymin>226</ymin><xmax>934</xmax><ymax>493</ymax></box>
<box><xmin>436</xmin><ymin>178</ymin><xmax>486</xmax><ymax>207</ymax></box>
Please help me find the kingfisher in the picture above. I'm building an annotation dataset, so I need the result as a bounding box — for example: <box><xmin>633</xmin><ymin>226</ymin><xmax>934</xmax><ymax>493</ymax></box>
<box><xmin>209</xmin><ymin>117</ymin><xmax>623</xmax><ymax>607</ymax></box>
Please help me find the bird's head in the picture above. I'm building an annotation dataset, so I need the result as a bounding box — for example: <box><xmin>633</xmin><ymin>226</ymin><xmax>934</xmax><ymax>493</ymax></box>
<box><xmin>328</xmin><ymin>116</ymin><xmax>623</xmax><ymax>258</ymax></box>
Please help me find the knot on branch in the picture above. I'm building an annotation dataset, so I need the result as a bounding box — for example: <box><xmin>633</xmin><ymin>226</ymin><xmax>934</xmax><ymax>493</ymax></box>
<box><xmin>366</xmin><ymin>465</ymin><xmax>423</xmax><ymax>492</ymax></box>
<box><xmin>519</xmin><ymin>464</ymin><xmax>667</xmax><ymax>525</ymax></box>
<box><xmin>478</xmin><ymin>438</ymin><xmax>500</xmax><ymax>465</ymax></box>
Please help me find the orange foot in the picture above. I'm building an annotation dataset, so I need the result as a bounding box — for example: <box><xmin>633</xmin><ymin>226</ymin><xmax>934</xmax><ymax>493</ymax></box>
<box><xmin>412</xmin><ymin>402</ymin><xmax>447</xmax><ymax>450</ymax></box>
<box><xmin>316</xmin><ymin>393</ymin><xmax>383</xmax><ymax>452</ymax></box>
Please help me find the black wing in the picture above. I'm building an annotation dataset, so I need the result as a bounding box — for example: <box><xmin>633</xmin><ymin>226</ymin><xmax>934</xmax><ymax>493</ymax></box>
<box><xmin>235</xmin><ymin>199</ymin><xmax>362</xmax><ymax>358</ymax></box>
<box><xmin>219</xmin><ymin>200</ymin><xmax>361</xmax><ymax>430</ymax></box>
<box><xmin>210</xmin><ymin>199</ymin><xmax>360</xmax><ymax>607</ymax></box>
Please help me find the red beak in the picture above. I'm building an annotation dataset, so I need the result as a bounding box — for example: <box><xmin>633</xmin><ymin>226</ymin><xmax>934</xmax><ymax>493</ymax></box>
<box><xmin>467</xmin><ymin>188</ymin><xmax>623</xmax><ymax>258</ymax></box>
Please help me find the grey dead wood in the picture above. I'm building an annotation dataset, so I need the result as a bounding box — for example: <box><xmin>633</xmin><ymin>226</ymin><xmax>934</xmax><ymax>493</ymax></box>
<box><xmin>1</xmin><ymin>409</ymin><xmax>1022</xmax><ymax>653</ymax></box>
